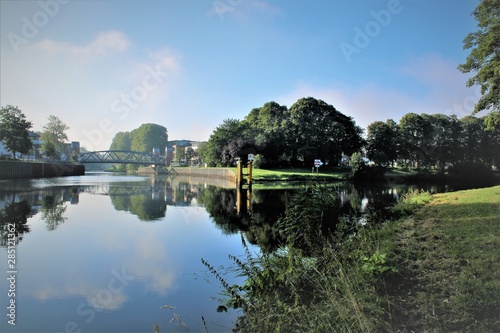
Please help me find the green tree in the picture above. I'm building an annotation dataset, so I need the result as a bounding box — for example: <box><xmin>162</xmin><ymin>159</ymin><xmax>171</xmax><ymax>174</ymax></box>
<box><xmin>459</xmin><ymin>116</ymin><xmax>484</xmax><ymax>164</ymax></box>
<box><xmin>130</xmin><ymin>123</ymin><xmax>168</xmax><ymax>153</ymax></box>
<box><xmin>458</xmin><ymin>0</ymin><xmax>500</xmax><ymax>115</ymax></box>
<box><xmin>41</xmin><ymin>115</ymin><xmax>69</xmax><ymax>160</ymax></box>
<box><xmin>243</xmin><ymin>101</ymin><xmax>290</xmax><ymax>167</ymax></box>
<box><xmin>202</xmin><ymin>119</ymin><xmax>245</xmax><ymax>166</ymax></box>
<box><xmin>398</xmin><ymin>113</ymin><xmax>429</xmax><ymax>168</ymax></box>
<box><xmin>366</xmin><ymin>120</ymin><xmax>398</xmax><ymax>166</ymax></box>
<box><xmin>424</xmin><ymin>114</ymin><xmax>462</xmax><ymax>171</ymax></box>
<box><xmin>0</xmin><ymin>105</ymin><xmax>33</xmax><ymax>159</ymax></box>
<box><xmin>288</xmin><ymin>97</ymin><xmax>363</xmax><ymax>166</ymax></box>
<box><xmin>109</xmin><ymin>131</ymin><xmax>131</xmax><ymax>150</ymax></box>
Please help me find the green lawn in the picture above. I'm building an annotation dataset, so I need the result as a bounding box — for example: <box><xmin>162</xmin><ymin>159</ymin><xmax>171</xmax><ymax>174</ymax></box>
<box><xmin>230</xmin><ymin>167</ymin><xmax>350</xmax><ymax>182</ymax></box>
<box><xmin>386</xmin><ymin>185</ymin><xmax>500</xmax><ymax>332</ymax></box>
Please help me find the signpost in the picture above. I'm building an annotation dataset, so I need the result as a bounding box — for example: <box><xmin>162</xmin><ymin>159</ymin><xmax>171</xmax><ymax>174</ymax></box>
<box><xmin>314</xmin><ymin>159</ymin><xmax>323</xmax><ymax>174</ymax></box>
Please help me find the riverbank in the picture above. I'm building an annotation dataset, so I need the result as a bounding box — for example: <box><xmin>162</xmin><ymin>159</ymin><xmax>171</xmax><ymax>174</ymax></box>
<box><xmin>0</xmin><ymin>160</ymin><xmax>85</xmax><ymax>179</ymax></box>
<box><xmin>218</xmin><ymin>185</ymin><xmax>500</xmax><ymax>332</ymax></box>
<box><xmin>385</xmin><ymin>185</ymin><xmax>500</xmax><ymax>331</ymax></box>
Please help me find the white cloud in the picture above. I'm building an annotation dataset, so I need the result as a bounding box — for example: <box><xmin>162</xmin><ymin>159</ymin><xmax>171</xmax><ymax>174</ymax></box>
<box><xmin>36</xmin><ymin>30</ymin><xmax>131</xmax><ymax>59</ymax></box>
<box><xmin>1</xmin><ymin>30</ymin><xmax>182</xmax><ymax>150</ymax></box>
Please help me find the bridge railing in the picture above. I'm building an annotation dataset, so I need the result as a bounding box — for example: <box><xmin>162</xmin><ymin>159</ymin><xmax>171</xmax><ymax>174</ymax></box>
<box><xmin>79</xmin><ymin>150</ymin><xmax>166</xmax><ymax>165</ymax></box>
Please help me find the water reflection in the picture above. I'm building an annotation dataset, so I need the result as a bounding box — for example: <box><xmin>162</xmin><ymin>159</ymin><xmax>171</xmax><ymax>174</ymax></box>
<box><xmin>0</xmin><ymin>173</ymin><xmax>492</xmax><ymax>332</ymax></box>
<box><xmin>0</xmin><ymin>175</ymin><xmax>453</xmax><ymax>250</ymax></box>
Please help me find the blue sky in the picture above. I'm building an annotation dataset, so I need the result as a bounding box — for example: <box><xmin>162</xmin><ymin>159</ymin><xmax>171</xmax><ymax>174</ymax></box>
<box><xmin>0</xmin><ymin>0</ymin><xmax>483</xmax><ymax>151</ymax></box>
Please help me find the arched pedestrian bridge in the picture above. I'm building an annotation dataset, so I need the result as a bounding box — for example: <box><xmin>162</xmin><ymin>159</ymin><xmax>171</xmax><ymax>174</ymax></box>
<box><xmin>79</xmin><ymin>150</ymin><xmax>166</xmax><ymax>165</ymax></box>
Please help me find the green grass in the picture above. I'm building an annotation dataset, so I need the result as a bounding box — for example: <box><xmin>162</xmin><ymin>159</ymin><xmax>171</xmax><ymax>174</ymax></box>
<box><xmin>386</xmin><ymin>185</ymin><xmax>500</xmax><ymax>332</ymax></box>
<box><xmin>230</xmin><ymin>167</ymin><xmax>350</xmax><ymax>182</ymax></box>
<box><xmin>201</xmin><ymin>185</ymin><xmax>500</xmax><ymax>332</ymax></box>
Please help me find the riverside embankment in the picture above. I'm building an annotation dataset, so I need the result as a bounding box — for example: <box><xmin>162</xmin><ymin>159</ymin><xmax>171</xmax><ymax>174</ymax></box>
<box><xmin>0</xmin><ymin>160</ymin><xmax>85</xmax><ymax>179</ymax></box>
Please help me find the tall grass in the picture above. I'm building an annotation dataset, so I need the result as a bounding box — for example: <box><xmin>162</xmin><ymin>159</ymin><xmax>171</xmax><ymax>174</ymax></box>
<box><xmin>202</xmin><ymin>185</ymin><xmax>398</xmax><ymax>332</ymax></box>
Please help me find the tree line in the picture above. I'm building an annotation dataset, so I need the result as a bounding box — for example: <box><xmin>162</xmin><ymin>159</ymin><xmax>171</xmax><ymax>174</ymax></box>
<box><xmin>366</xmin><ymin>112</ymin><xmax>500</xmax><ymax>170</ymax></box>
<box><xmin>199</xmin><ymin>97</ymin><xmax>500</xmax><ymax>171</ymax></box>
<box><xmin>199</xmin><ymin>97</ymin><xmax>364</xmax><ymax>168</ymax></box>
<box><xmin>0</xmin><ymin>105</ymin><xmax>71</xmax><ymax>161</ymax></box>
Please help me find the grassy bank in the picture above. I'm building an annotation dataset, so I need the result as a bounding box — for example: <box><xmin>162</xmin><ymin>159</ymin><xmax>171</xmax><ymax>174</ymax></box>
<box><xmin>386</xmin><ymin>185</ymin><xmax>500</xmax><ymax>331</ymax></box>
<box><xmin>204</xmin><ymin>185</ymin><xmax>500</xmax><ymax>332</ymax></box>
<box><xmin>231</xmin><ymin>167</ymin><xmax>350</xmax><ymax>182</ymax></box>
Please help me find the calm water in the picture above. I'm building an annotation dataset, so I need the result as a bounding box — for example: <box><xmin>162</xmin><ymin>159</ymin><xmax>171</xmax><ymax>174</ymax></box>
<box><xmin>0</xmin><ymin>172</ymin><xmax>469</xmax><ymax>333</ymax></box>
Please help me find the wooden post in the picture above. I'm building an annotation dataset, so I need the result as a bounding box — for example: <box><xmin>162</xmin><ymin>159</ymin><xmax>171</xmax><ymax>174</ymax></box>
<box><xmin>247</xmin><ymin>161</ymin><xmax>252</xmax><ymax>187</ymax></box>
<box><xmin>237</xmin><ymin>160</ymin><xmax>243</xmax><ymax>188</ymax></box>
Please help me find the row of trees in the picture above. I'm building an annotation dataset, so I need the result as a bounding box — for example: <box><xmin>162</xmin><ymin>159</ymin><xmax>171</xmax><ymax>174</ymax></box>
<box><xmin>0</xmin><ymin>105</ymin><xmax>70</xmax><ymax>161</ymax></box>
<box><xmin>366</xmin><ymin>112</ymin><xmax>500</xmax><ymax>170</ymax></box>
<box><xmin>199</xmin><ymin>97</ymin><xmax>364</xmax><ymax>168</ymax></box>
<box><xmin>200</xmin><ymin>97</ymin><xmax>499</xmax><ymax>171</ymax></box>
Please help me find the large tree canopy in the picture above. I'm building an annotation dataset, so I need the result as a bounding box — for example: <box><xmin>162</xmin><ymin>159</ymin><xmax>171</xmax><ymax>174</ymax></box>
<box><xmin>288</xmin><ymin>97</ymin><xmax>363</xmax><ymax>166</ymax></box>
<box><xmin>109</xmin><ymin>124</ymin><xmax>168</xmax><ymax>154</ymax></box>
<box><xmin>109</xmin><ymin>131</ymin><xmax>132</xmax><ymax>150</ymax></box>
<box><xmin>243</xmin><ymin>101</ymin><xmax>289</xmax><ymax>167</ymax></box>
<box><xmin>458</xmin><ymin>0</ymin><xmax>500</xmax><ymax>114</ymax></box>
<box><xmin>202</xmin><ymin>98</ymin><xmax>364</xmax><ymax>167</ymax></box>
<box><xmin>0</xmin><ymin>105</ymin><xmax>33</xmax><ymax>158</ymax></box>
<box><xmin>201</xmin><ymin>119</ymin><xmax>246</xmax><ymax>167</ymax></box>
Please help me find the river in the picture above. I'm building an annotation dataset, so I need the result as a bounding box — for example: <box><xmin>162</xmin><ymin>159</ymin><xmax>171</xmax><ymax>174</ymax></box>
<box><xmin>0</xmin><ymin>172</ymin><xmax>481</xmax><ymax>333</ymax></box>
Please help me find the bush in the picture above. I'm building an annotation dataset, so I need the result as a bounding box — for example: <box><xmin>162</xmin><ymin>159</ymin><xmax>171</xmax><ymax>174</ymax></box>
<box><xmin>251</xmin><ymin>154</ymin><xmax>266</xmax><ymax>169</ymax></box>
<box><xmin>392</xmin><ymin>189</ymin><xmax>433</xmax><ymax>216</ymax></box>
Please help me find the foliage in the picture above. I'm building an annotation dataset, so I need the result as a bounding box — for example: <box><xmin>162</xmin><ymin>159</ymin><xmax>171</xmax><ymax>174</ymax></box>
<box><xmin>243</xmin><ymin>101</ymin><xmax>290</xmax><ymax>167</ymax></box>
<box><xmin>108</xmin><ymin>123</ymin><xmax>167</xmax><ymax>172</ymax></box>
<box><xmin>391</xmin><ymin>188</ymin><xmax>433</xmax><ymax>216</ymax></box>
<box><xmin>202</xmin><ymin>98</ymin><xmax>364</xmax><ymax>168</ymax></box>
<box><xmin>276</xmin><ymin>185</ymin><xmax>341</xmax><ymax>254</ymax></box>
<box><xmin>361</xmin><ymin>251</ymin><xmax>398</xmax><ymax>275</ymax></box>
<box><xmin>366</xmin><ymin>112</ymin><xmax>500</xmax><ymax>171</ymax></box>
<box><xmin>41</xmin><ymin>115</ymin><xmax>69</xmax><ymax>160</ymax></box>
<box><xmin>109</xmin><ymin>124</ymin><xmax>168</xmax><ymax>154</ymax></box>
<box><xmin>203</xmin><ymin>188</ymin><xmax>393</xmax><ymax>332</ymax></box>
<box><xmin>201</xmin><ymin>118</ymin><xmax>246</xmax><ymax>167</ymax></box>
<box><xmin>458</xmin><ymin>0</ymin><xmax>500</xmax><ymax>114</ymax></box>
<box><xmin>366</xmin><ymin>120</ymin><xmax>398</xmax><ymax>166</ymax></box>
<box><xmin>348</xmin><ymin>151</ymin><xmax>367</xmax><ymax>179</ymax></box>
<box><xmin>109</xmin><ymin>131</ymin><xmax>131</xmax><ymax>150</ymax></box>
<box><xmin>221</xmin><ymin>137</ymin><xmax>256</xmax><ymax>166</ymax></box>
<box><xmin>130</xmin><ymin>123</ymin><xmax>168</xmax><ymax>153</ymax></box>
<box><xmin>288</xmin><ymin>97</ymin><xmax>364</xmax><ymax>166</ymax></box>
<box><xmin>0</xmin><ymin>105</ymin><xmax>33</xmax><ymax>158</ymax></box>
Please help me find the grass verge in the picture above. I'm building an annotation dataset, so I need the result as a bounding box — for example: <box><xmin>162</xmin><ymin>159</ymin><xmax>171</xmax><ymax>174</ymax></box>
<box><xmin>230</xmin><ymin>167</ymin><xmax>350</xmax><ymax>182</ymax></box>
<box><xmin>386</xmin><ymin>185</ymin><xmax>500</xmax><ymax>332</ymax></box>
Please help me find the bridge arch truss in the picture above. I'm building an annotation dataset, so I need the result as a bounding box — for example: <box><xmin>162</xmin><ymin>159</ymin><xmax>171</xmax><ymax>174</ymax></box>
<box><xmin>79</xmin><ymin>150</ymin><xmax>166</xmax><ymax>165</ymax></box>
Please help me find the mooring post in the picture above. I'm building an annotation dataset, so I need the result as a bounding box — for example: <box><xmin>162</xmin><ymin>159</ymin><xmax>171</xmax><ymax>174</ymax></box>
<box><xmin>237</xmin><ymin>160</ymin><xmax>243</xmax><ymax>188</ymax></box>
<box><xmin>247</xmin><ymin>161</ymin><xmax>252</xmax><ymax>187</ymax></box>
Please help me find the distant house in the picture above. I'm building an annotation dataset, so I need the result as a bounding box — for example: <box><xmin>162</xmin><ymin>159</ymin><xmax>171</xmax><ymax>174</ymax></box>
<box><xmin>167</xmin><ymin>140</ymin><xmax>205</xmax><ymax>166</ymax></box>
